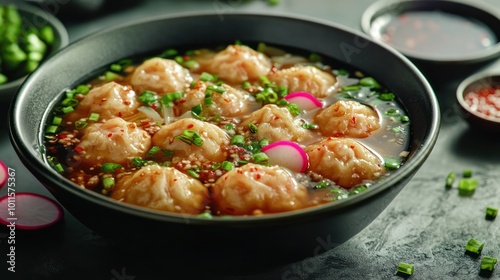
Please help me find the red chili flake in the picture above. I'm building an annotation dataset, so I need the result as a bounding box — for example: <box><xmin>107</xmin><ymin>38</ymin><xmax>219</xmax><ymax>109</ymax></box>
<box><xmin>350</xmin><ymin>145</ymin><xmax>355</xmax><ymax>149</ymax></box>
<box><xmin>151</xmin><ymin>103</ymin><xmax>158</xmax><ymax>110</ymax></box>
<box><xmin>118</xmin><ymin>112</ymin><xmax>123</xmax><ymax>117</ymax></box>
<box><xmin>107</xmin><ymin>133</ymin><xmax>113</xmax><ymax>138</ymax></box>
<box><xmin>142</xmin><ymin>121</ymin><xmax>150</xmax><ymax>126</ymax></box>
<box><xmin>187</xmin><ymin>124</ymin><xmax>194</xmax><ymax>129</ymax></box>
<box><xmin>120</xmin><ymin>129</ymin><xmax>124</xmax><ymax>132</ymax></box>
<box><xmin>333</xmin><ymin>133</ymin><xmax>342</xmax><ymax>137</ymax></box>
<box><xmin>58</xmin><ymin>134</ymin><xmax>67</xmax><ymax>139</ymax></box>
<box><xmin>273</xmin><ymin>116</ymin><xmax>280</xmax><ymax>120</ymax></box>
<box><xmin>254</xmin><ymin>174</ymin><xmax>261</xmax><ymax>180</ymax></box>
<box><xmin>351</xmin><ymin>116</ymin><xmax>356</xmax><ymax>124</ymax></box>
<box><xmin>174</xmin><ymin>179</ymin><xmax>178</xmax><ymax>182</ymax></box>
<box><xmin>183</xmin><ymin>55</ymin><xmax>190</xmax><ymax>60</ymax></box>
<box><xmin>74</xmin><ymin>146</ymin><xmax>84</xmax><ymax>153</ymax></box>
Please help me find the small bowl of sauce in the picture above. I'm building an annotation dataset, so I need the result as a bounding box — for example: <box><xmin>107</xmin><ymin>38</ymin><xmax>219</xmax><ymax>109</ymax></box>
<box><xmin>361</xmin><ymin>0</ymin><xmax>500</xmax><ymax>65</ymax></box>
<box><xmin>457</xmin><ymin>70</ymin><xmax>500</xmax><ymax>133</ymax></box>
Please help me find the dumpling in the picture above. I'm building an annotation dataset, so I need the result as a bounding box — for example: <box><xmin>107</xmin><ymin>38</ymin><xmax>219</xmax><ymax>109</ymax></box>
<box><xmin>152</xmin><ymin>118</ymin><xmax>229</xmax><ymax>162</ymax></box>
<box><xmin>240</xmin><ymin>104</ymin><xmax>311</xmax><ymax>143</ymax></box>
<box><xmin>177</xmin><ymin>81</ymin><xmax>256</xmax><ymax>117</ymax></box>
<box><xmin>112</xmin><ymin>165</ymin><xmax>209</xmax><ymax>214</ymax></box>
<box><xmin>315</xmin><ymin>100</ymin><xmax>380</xmax><ymax>138</ymax></box>
<box><xmin>66</xmin><ymin>81</ymin><xmax>139</xmax><ymax>123</ymax></box>
<box><xmin>130</xmin><ymin>57</ymin><xmax>192</xmax><ymax>95</ymax></box>
<box><xmin>211</xmin><ymin>163</ymin><xmax>308</xmax><ymax>215</ymax></box>
<box><xmin>305</xmin><ymin>137</ymin><xmax>383</xmax><ymax>188</ymax></box>
<box><xmin>76</xmin><ymin>118</ymin><xmax>151</xmax><ymax>168</ymax></box>
<box><xmin>196</xmin><ymin>45</ymin><xmax>272</xmax><ymax>84</ymax></box>
<box><xmin>268</xmin><ymin>65</ymin><xmax>336</xmax><ymax>98</ymax></box>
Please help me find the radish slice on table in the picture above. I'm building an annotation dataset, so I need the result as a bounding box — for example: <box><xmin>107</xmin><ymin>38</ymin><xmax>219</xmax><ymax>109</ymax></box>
<box><xmin>0</xmin><ymin>161</ymin><xmax>7</xmax><ymax>189</ymax></box>
<box><xmin>0</xmin><ymin>192</ymin><xmax>63</xmax><ymax>230</ymax></box>
<box><xmin>284</xmin><ymin>92</ymin><xmax>323</xmax><ymax>111</ymax></box>
<box><xmin>261</xmin><ymin>140</ymin><xmax>309</xmax><ymax>173</ymax></box>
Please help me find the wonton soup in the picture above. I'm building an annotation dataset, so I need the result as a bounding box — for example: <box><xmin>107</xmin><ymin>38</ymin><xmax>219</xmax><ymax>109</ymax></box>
<box><xmin>43</xmin><ymin>42</ymin><xmax>410</xmax><ymax>217</ymax></box>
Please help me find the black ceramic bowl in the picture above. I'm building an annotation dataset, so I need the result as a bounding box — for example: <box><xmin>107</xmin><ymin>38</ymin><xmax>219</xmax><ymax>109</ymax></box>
<box><xmin>0</xmin><ymin>3</ymin><xmax>69</xmax><ymax>104</ymax></box>
<box><xmin>9</xmin><ymin>12</ymin><xmax>440</xmax><ymax>264</ymax></box>
<box><xmin>456</xmin><ymin>70</ymin><xmax>500</xmax><ymax>133</ymax></box>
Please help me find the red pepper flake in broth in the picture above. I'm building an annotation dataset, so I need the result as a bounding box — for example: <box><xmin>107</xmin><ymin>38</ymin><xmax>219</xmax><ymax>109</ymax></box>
<box><xmin>74</xmin><ymin>146</ymin><xmax>84</xmax><ymax>153</ymax></box>
<box><xmin>58</xmin><ymin>134</ymin><xmax>67</xmax><ymax>139</ymax></box>
<box><xmin>108</xmin><ymin>133</ymin><xmax>113</xmax><ymax>138</ymax></box>
<box><xmin>187</xmin><ymin>124</ymin><xmax>194</xmax><ymax>129</ymax></box>
<box><xmin>254</xmin><ymin>174</ymin><xmax>261</xmax><ymax>180</ymax></box>
<box><xmin>351</xmin><ymin>116</ymin><xmax>356</xmax><ymax>124</ymax></box>
<box><xmin>118</xmin><ymin>112</ymin><xmax>123</xmax><ymax>117</ymax></box>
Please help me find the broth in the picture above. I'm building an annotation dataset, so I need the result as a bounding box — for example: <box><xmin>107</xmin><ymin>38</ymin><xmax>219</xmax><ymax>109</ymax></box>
<box><xmin>42</xmin><ymin>42</ymin><xmax>411</xmax><ymax>217</ymax></box>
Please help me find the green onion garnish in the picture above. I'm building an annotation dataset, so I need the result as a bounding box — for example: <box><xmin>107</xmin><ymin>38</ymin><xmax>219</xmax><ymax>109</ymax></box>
<box><xmin>400</xmin><ymin>115</ymin><xmax>410</xmax><ymax>123</ymax></box>
<box><xmin>161</xmin><ymin>91</ymin><xmax>183</xmax><ymax>106</ymax></box>
<box><xmin>248</xmin><ymin>123</ymin><xmax>258</xmax><ymax>134</ymax></box>
<box><xmin>302</xmin><ymin>123</ymin><xmax>318</xmax><ymax>130</ymax></box>
<box><xmin>465</xmin><ymin>238</ymin><xmax>484</xmax><ymax>254</ymax></box>
<box><xmin>75</xmin><ymin>84</ymin><xmax>90</xmax><ymax>94</ymax></box>
<box><xmin>200</xmin><ymin>72</ymin><xmax>218</xmax><ymax>82</ymax></box>
<box><xmin>315</xmin><ymin>180</ymin><xmax>329</xmax><ymax>189</ymax></box>
<box><xmin>309</xmin><ymin>53</ymin><xmax>322</xmax><ymax>62</ymax></box>
<box><xmin>89</xmin><ymin>113</ymin><xmax>100</xmax><ymax>121</ymax></box>
<box><xmin>486</xmin><ymin>206</ymin><xmax>498</xmax><ymax>220</ymax></box>
<box><xmin>104</xmin><ymin>71</ymin><xmax>120</xmax><ymax>81</ymax></box>
<box><xmin>187</xmin><ymin>169</ymin><xmax>199</xmax><ymax>178</ymax></box>
<box><xmin>75</xmin><ymin>120</ymin><xmax>87</xmax><ymax>130</ymax></box>
<box><xmin>342</xmin><ymin>85</ymin><xmax>360</xmax><ymax>91</ymax></box>
<box><xmin>276</xmin><ymin>99</ymin><xmax>288</xmax><ymax>107</ymax></box>
<box><xmin>384</xmin><ymin>157</ymin><xmax>401</xmax><ymax>170</ymax></box>
<box><xmin>445</xmin><ymin>172</ymin><xmax>455</xmax><ymax>188</ymax></box>
<box><xmin>222</xmin><ymin>161</ymin><xmax>234</xmax><ymax>171</ymax></box>
<box><xmin>481</xmin><ymin>256</ymin><xmax>497</xmax><ymax>271</ymax></box>
<box><xmin>397</xmin><ymin>262</ymin><xmax>414</xmax><ymax>276</ymax></box>
<box><xmin>463</xmin><ymin>169</ymin><xmax>473</xmax><ymax>178</ymax></box>
<box><xmin>385</xmin><ymin>108</ymin><xmax>400</xmax><ymax>116</ymax></box>
<box><xmin>183</xmin><ymin>60</ymin><xmax>199</xmax><ymax>68</ymax></box>
<box><xmin>379</xmin><ymin>92</ymin><xmax>395</xmax><ymax>101</ymax></box>
<box><xmin>287</xmin><ymin>103</ymin><xmax>301</xmax><ymax>116</ymax></box>
<box><xmin>132</xmin><ymin>157</ymin><xmax>148</xmax><ymax>167</ymax></box>
<box><xmin>258</xmin><ymin>138</ymin><xmax>269</xmax><ymax>148</ymax></box>
<box><xmin>174</xmin><ymin>129</ymin><xmax>204</xmax><ymax>147</ymax></box>
<box><xmin>162</xmin><ymin>149</ymin><xmax>174</xmax><ymax>156</ymax></box>
<box><xmin>147</xmin><ymin>146</ymin><xmax>161</xmax><ymax>156</ymax></box>
<box><xmin>253</xmin><ymin>152</ymin><xmax>269</xmax><ymax>164</ymax></box>
<box><xmin>458</xmin><ymin>178</ymin><xmax>478</xmax><ymax>196</ymax></box>
<box><xmin>359</xmin><ymin>77</ymin><xmax>381</xmax><ymax>89</ymax></box>
<box><xmin>242</xmin><ymin>81</ymin><xmax>251</xmax><ymax>89</ymax></box>
<box><xmin>207</xmin><ymin>85</ymin><xmax>226</xmax><ymax>94</ymax></box>
<box><xmin>159</xmin><ymin>49</ymin><xmax>177</xmax><ymax>58</ymax></box>
<box><xmin>101</xmin><ymin>163</ymin><xmax>122</xmax><ymax>173</ymax></box>
<box><xmin>348</xmin><ymin>185</ymin><xmax>368</xmax><ymax>196</ymax></box>
<box><xmin>231</xmin><ymin>135</ymin><xmax>245</xmax><ymax>147</ymax></box>
<box><xmin>198</xmin><ymin>212</ymin><xmax>213</xmax><ymax>219</ymax></box>
<box><xmin>204</xmin><ymin>97</ymin><xmax>213</xmax><ymax>105</ymax></box>
<box><xmin>139</xmin><ymin>90</ymin><xmax>157</xmax><ymax>106</ymax></box>
<box><xmin>224</xmin><ymin>123</ymin><xmax>235</xmax><ymax>131</ymax></box>
<box><xmin>45</xmin><ymin>125</ymin><xmax>58</xmax><ymax>134</ymax></box>
<box><xmin>54</xmin><ymin>163</ymin><xmax>64</xmax><ymax>173</ymax></box>
<box><xmin>102</xmin><ymin>177</ymin><xmax>115</xmax><ymax>189</ymax></box>
<box><xmin>62</xmin><ymin>106</ymin><xmax>74</xmax><ymax>114</ymax></box>
<box><xmin>52</xmin><ymin>116</ymin><xmax>62</xmax><ymax>125</ymax></box>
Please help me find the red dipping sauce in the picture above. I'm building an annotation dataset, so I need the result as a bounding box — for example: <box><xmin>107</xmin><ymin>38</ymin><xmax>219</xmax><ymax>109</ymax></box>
<box><xmin>377</xmin><ymin>11</ymin><xmax>497</xmax><ymax>59</ymax></box>
<box><xmin>464</xmin><ymin>86</ymin><xmax>500</xmax><ymax>118</ymax></box>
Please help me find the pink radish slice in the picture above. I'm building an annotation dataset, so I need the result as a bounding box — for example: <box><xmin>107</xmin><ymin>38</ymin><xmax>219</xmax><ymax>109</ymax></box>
<box><xmin>0</xmin><ymin>192</ymin><xmax>63</xmax><ymax>230</ymax></box>
<box><xmin>0</xmin><ymin>161</ymin><xmax>7</xmax><ymax>189</ymax></box>
<box><xmin>261</xmin><ymin>140</ymin><xmax>309</xmax><ymax>173</ymax></box>
<box><xmin>284</xmin><ymin>92</ymin><xmax>323</xmax><ymax>110</ymax></box>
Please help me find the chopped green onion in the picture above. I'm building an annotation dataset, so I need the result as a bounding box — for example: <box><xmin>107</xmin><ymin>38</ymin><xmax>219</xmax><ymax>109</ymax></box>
<box><xmin>198</xmin><ymin>212</ymin><xmax>213</xmax><ymax>219</ymax></box>
<box><xmin>258</xmin><ymin>138</ymin><xmax>269</xmax><ymax>148</ymax></box>
<box><xmin>359</xmin><ymin>77</ymin><xmax>381</xmax><ymax>88</ymax></box>
<box><xmin>139</xmin><ymin>90</ymin><xmax>157</xmax><ymax>106</ymax></box>
<box><xmin>200</xmin><ymin>72</ymin><xmax>218</xmax><ymax>82</ymax></box>
<box><xmin>75</xmin><ymin>84</ymin><xmax>90</xmax><ymax>94</ymax></box>
<box><xmin>102</xmin><ymin>177</ymin><xmax>115</xmax><ymax>189</ymax></box>
<box><xmin>309</xmin><ymin>53</ymin><xmax>322</xmax><ymax>62</ymax></box>
<box><xmin>161</xmin><ymin>91</ymin><xmax>184</xmax><ymax>106</ymax></box>
<box><xmin>207</xmin><ymin>84</ymin><xmax>226</xmax><ymax>94</ymax></box>
<box><xmin>110</xmin><ymin>64</ymin><xmax>123</xmax><ymax>72</ymax></box>
<box><xmin>54</xmin><ymin>163</ymin><xmax>64</xmax><ymax>173</ymax></box>
<box><xmin>445</xmin><ymin>172</ymin><xmax>455</xmax><ymax>188</ymax></box>
<box><xmin>187</xmin><ymin>169</ymin><xmax>199</xmax><ymax>178</ymax></box>
<box><xmin>276</xmin><ymin>99</ymin><xmax>288</xmax><ymax>107</ymax></box>
<box><xmin>104</xmin><ymin>71</ymin><xmax>120</xmax><ymax>81</ymax></box>
<box><xmin>52</xmin><ymin>116</ymin><xmax>62</xmax><ymax>125</ymax></box>
<box><xmin>248</xmin><ymin>123</ymin><xmax>258</xmax><ymax>134</ymax></box>
<box><xmin>75</xmin><ymin>120</ymin><xmax>87</xmax><ymax>130</ymax></box>
<box><xmin>162</xmin><ymin>149</ymin><xmax>174</xmax><ymax>156</ymax></box>
<box><xmin>465</xmin><ymin>238</ymin><xmax>484</xmax><ymax>254</ymax></box>
<box><xmin>458</xmin><ymin>178</ymin><xmax>478</xmax><ymax>196</ymax></box>
<box><xmin>174</xmin><ymin>129</ymin><xmax>204</xmax><ymax>147</ymax></box>
<box><xmin>267</xmin><ymin>0</ymin><xmax>280</xmax><ymax>5</ymax></box>
<box><xmin>342</xmin><ymin>85</ymin><xmax>360</xmax><ymax>91</ymax></box>
<box><xmin>337</xmin><ymin>69</ymin><xmax>349</xmax><ymax>76</ymax></box>
<box><xmin>379</xmin><ymin>92</ymin><xmax>395</xmax><ymax>101</ymax></box>
<box><xmin>204</xmin><ymin>97</ymin><xmax>213</xmax><ymax>105</ymax></box>
<box><xmin>222</xmin><ymin>161</ymin><xmax>234</xmax><ymax>171</ymax></box>
<box><xmin>463</xmin><ymin>169</ymin><xmax>473</xmax><ymax>178</ymax></box>
<box><xmin>315</xmin><ymin>180</ymin><xmax>329</xmax><ymax>189</ymax></box>
<box><xmin>486</xmin><ymin>206</ymin><xmax>498</xmax><ymax>220</ymax></box>
<box><xmin>348</xmin><ymin>185</ymin><xmax>368</xmax><ymax>196</ymax></box>
<box><xmin>260</xmin><ymin>75</ymin><xmax>271</xmax><ymax>86</ymax></box>
<box><xmin>481</xmin><ymin>256</ymin><xmax>497</xmax><ymax>271</ymax></box>
<box><xmin>385</xmin><ymin>108</ymin><xmax>400</xmax><ymax>116</ymax></box>
<box><xmin>132</xmin><ymin>157</ymin><xmax>148</xmax><ymax>167</ymax></box>
<box><xmin>242</xmin><ymin>81</ymin><xmax>251</xmax><ymax>89</ymax></box>
<box><xmin>0</xmin><ymin>74</ymin><xmax>7</xmax><ymax>85</ymax></box>
<box><xmin>400</xmin><ymin>115</ymin><xmax>410</xmax><ymax>123</ymax></box>
<box><xmin>397</xmin><ymin>262</ymin><xmax>414</xmax><ymax>276</ymax></box>
<box><xmin>62</xmin><ymin>106</ymin><xmax>74</xmax><ymax>114</ymax></box>
<box><xmin>257</xmin><ymin>42</ymin><xmax>267</xmax><ymax>53</ymax></box>
<box><xmin>147</xmin><ymin>146</ymin><xmax>161</xmax><ymax>156</ymax></box>
<box><xmin>237</xmin><ymin>160</ymin><xmax>248</xmax><ymax>165</ymax></box>
<box><xmin>45</xmin><ymin>125</ymin><xmax>58</xmax><ymax>134</ymax></box>
<box><xmin>231</xmin><ymin>135</ymin><xmax>245</xmax><ymax>146</ymax></box>
<box><xmin>101</xmin><ymin>163</ymin><xmax>122</xmax><ymax>173</ymax></box>
<box><xmin>302</xmin><ymin>123</ymin><xmax>318</xmax><ymax>130</ymax></box>
<box><xmin>384</xmin><ymin>157</ymin><xmax>401</xmax><ymax>170</ymax></box>
<box><xmin>183</xmin><ymin>60</ymin><xmax>199</xmax><ymax>68</ymax></box>
<box><xmin>287</xmin><ymin>103</ymin><xmax>301</xmax><ymax>116</ymax></box>
<box><xmin>224</xmin><ymin>123</ymin><xmax>235</xmax><ymax>131</ymax></box>
<box><xmin>89</xmin><ymin>113</ymin><xmax>100</xmax><ymax>121</ymax></box>
<box><xmin>159</xmin><ymin>49</ymin><xmax>177</xmax><ymax>58</ymax></box>
<box><xmin>253</xmin><ymin>152</ymin><xmax>269</xmax><ymax>164</ymax></box>
<box><xmin>61</xmin><ymin>98</ymin><xmax>78</xmax><ymax>107</ymax></box>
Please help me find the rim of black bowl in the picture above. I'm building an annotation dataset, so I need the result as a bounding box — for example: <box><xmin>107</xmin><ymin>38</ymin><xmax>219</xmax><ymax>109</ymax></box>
<box><xmin>360</xmin><ymin>0</ymin><xmax>500</xmax><ymax>65</ymax></box>
<box><xmin>9</xmin><ymin>11</ymin><xmax>440</xmax><ymax>227</ymax></box>
<box><xmin>0</xmin><ymin>3</ymin><xmax>69</xmax><ymax>93</ymax></box>
<box><xmin>457</xmin><ymin>70</ymin><xmax>500</xmax><ymax>124</ymax></box>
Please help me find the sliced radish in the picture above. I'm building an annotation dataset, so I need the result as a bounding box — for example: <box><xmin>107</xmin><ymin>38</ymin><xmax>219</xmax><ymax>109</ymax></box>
<box><xmin>284</xmin><ymin>92</ymin><xmax>323</xmax><ymax>110</ymax></box>
<box><xmin>261</xmin><ymin>140</ymin><xmax>309</xmax><ymax>173</ymax></box>
<box><xmin>0</xmin><ymin>161</ymin><xmax>7</xmax><ymax>189</ymax></box>
<box><xmin>0</xmin><ymin>192</ymin><xmax>63</xmax><ymax>230</ymax></box>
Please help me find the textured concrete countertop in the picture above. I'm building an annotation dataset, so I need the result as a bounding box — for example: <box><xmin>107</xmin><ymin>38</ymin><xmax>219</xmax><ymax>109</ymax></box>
<box><xmin>1</xmin><ymin>0</ymin><xmax>500</xmax><ymax>279</ymax></box>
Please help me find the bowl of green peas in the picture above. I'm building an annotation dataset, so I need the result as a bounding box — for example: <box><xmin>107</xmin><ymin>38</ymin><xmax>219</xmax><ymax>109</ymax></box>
<box><xmin>0</xmin><ymin>3</ymin><xmax>68</xmax><ymax>103</ymax></box>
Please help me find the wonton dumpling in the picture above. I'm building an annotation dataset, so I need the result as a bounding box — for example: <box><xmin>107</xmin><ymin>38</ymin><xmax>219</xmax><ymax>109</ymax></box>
<box><xmin>112</xmin><ymin>165</ymin><xmax>209</xmax><ymax>214</ymax></box>
<box><xmin>67</xmin><ymin>82</ymin><xmax>139</xmax><ymax>123</ymax></box>
<box><xmin>240</xmin><ymin>104</ymin><xmax>311</xmax><ymax>143</ymax></box>
<box><xmin>76</xmin><ymin>118</ymin><xmax>151</xmax><ymax>168</ymax></box>
<box><xmin>130</xmin><ymin>57</ymin><xmax>192</xmax><ymax>95</ymax></box>
<box><xmin>305</xmin><ymin>138</ymin><xmax>383</xmax><ymax>188</ymax></box>
<box><xmin>196</xmin><ymin>45</ymin><xmax>272</xmax><ymax>84</ymax></box>
<box><xmin>268</xmin><ymin>65</ymin><xmax>336</xmax><ymax>98</ymax></box>
<box><xmin>315</xmin><ymin>100</ymin><xmax>380</xmax><ymax>138</ymax></box>
<box><xmin>212</xmin><ymin>163</ymin><xmax>308</xmax><ymax>215</ymax></box>
<box><xmin>152</xmin><ymin>118</ymin><xmax>229</xmax><ymax>162</ymax></box>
